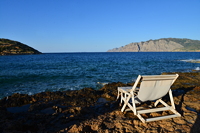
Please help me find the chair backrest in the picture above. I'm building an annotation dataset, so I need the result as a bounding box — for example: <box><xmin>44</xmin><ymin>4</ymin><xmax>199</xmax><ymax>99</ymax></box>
<box><xmin>136</xmin><ymin>74</ymin><xmax>178</xmax><ymax>102</ymax></box>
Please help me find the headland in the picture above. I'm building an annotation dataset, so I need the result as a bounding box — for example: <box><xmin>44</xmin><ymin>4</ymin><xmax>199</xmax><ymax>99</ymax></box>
<box><xmin>0</xmin><ymin>38</ymin><xmax>41</xmax><ymax>55</ymax></box>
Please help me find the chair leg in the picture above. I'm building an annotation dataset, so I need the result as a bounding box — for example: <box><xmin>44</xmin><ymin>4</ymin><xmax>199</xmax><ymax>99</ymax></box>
<box><xmin>121</xmin><ymin>103</ymin><xmax>126</xmax><ymax>112</ymax></box>
<box><xmin>137</xmin><ymin>114</ymin><xmax>146</xmax><ymax>123</ymax></box>
<box><xmin>116</xmin><ymin>90</ymin><xmax>120</xmax><ymax>100</ymax></box>
<box><xmin>121</xmin><ymin>94</ymin><xmax>131</xmax><ymax>112</ymax></box>
<box><xmin>120</xmin><ymin>93</ymin><xmax>123</xmax><ymax>103</ymax></box>
<box><xmin>154</xmin><ymin>99</ymin><xmax>162</xmax><ymax>107</ymax></box>
<box><xmin>116</xmin><ymin>91</ymin><xmax>123</xmax><ymax>105</ymax></box>
<box><xmin>131</xmin><ymin>98</ymin><xmax>137</xmax><ymax>115</ymax></box>
<box><xmin>169</xmin><ymin>89</ymin><xmax>176</xmax><ymax>109</ymax></box>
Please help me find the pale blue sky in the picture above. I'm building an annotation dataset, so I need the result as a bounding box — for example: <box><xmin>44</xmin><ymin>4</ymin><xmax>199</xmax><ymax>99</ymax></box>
<box><xmin>0</xmin><ymin>0</ymin><xmax>200</xmax><ymax>52</ymax></box>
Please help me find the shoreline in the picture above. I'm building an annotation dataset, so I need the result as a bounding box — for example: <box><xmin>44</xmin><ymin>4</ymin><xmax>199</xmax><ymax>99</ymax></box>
<box><xmin>0</xmin><ymin>72</ymin><xmax>200</xmax><ymax>132</ymax></box>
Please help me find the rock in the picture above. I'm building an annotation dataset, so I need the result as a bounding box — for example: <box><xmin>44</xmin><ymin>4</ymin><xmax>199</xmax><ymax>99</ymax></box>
<box><xmin>107</xmin><ymin>38</ymin><xmax>200</xmax><ymax>52</ymax></box>
<box><xmin>0</xmin><ymin>38</ymin><xmax>42</xmax><ymax>55</ymax></box>
<box><xmin>0</xmin><ymin>72</ymin><xmax>200</xmax><ymax>132</ymax></box>
<box><xmin>7</xmin><ymin>104</ymin><xmax>31</xmax><ymax>113</ymax></box>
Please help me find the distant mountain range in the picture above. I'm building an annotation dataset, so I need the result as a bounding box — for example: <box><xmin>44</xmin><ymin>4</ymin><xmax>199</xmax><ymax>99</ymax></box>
<box><xmin>0</xmin><ymin>38</ymin><xmax>41</xmax><ymax>55</ymax></box>
<box><xmin>107</xmin><ymin>38</ymin><xmax>200</xmax><ymax>52</ymax></box>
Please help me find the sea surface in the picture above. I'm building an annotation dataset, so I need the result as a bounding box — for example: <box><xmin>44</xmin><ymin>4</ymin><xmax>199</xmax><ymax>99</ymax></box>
<box><xmin>0</xmin><ymin>52</ymin><xmax>200</xmax><ymax>99</ymax></box>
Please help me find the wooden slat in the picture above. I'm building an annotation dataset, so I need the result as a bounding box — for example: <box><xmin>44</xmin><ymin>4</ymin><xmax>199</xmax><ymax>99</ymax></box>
<box><xmin>142</xmin><ymin>78</ymin><xmax>175</xmax><ymax>81</ymax></box>
<box><xmin>137</xmin><ymin>107</ymin><xmax>171</xmax><ymax>114</ymax></box>
<box><xmin>145</xmin><ymin>114</ymin><xmax>181</xmax><ymax>122</ymax></box>
<box><xmin>142</xmin><ymin>75</ymin><xmax>177</xmax><ymax>78</ymax></box>
<box><xmin>142</xmin><ymin>75</ymin><xmax>177</xmax><ymax>81</ymax></box>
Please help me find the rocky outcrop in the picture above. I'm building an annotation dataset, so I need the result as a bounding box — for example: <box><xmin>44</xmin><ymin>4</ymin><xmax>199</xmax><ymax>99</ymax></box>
<box><xmin>0</xmin><ymin>72</ymin><xmax>200</xmax><ymax>132</ymax></box>
<box><xmin>0</xmin><ymin>38</ymin><xmax>42</xmax><ymax>55</ymax></box>
<box><xmin>108</xmin><ymin>38</ymin><xmax>200</xmax><ymax>52</ymax></box>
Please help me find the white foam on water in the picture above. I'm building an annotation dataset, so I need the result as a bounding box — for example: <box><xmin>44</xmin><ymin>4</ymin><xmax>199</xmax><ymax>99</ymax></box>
<box><xmin>195</xmin><ymin>67</ymin><xmax>200</xmax><ymax>70</ymax></box>
<box><xmin>97</xmin><ymin>82</ymin><xmax>109</xmax><ymax>86</ymax></box>
<box><xmin>180</xmin><ymin>59</ymin><xmax>200</xmax><ymax>63</ymax></box>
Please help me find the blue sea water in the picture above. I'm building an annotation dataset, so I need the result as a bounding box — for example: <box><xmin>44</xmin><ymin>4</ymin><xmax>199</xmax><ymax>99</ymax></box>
<box><xmin>0</xmin><ymin>52</ymin><xmax>200</xmax><ymax>99</ymax></box>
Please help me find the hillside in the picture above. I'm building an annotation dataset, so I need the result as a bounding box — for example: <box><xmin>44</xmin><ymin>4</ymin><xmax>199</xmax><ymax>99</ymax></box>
<box><xmin>0</xmin><ymin>38</ymin><xmax>42</xmax><ymax>55</ymax></box>
<box><xmin>107</xmin><ymin>38</ymin><xmax>200</xmax><ymax>52</ymax></box>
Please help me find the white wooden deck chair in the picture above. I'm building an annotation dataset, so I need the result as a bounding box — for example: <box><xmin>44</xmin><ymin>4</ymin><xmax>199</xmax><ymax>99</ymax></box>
<box><xmin>117</xmin><ymin>74</ymin><xmax>181</xmax><ymax>123</ymax></box>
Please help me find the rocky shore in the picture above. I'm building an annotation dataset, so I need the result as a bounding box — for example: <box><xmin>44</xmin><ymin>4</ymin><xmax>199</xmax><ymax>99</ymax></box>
<box><xmin>0</xmin><ymin>72</ymin><xmax>200</xmax><ymax>132</ymax></box>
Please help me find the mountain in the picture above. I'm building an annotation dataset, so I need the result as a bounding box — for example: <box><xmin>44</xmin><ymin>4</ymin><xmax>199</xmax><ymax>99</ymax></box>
<box><xmin>107</xmin><ymin>38</ymin><xmax>200</xmax><ymax>52</ymax></box>
<box><xmin>0</xmin><ymin>38</ymin><xmax>42</xmax><ymax>55</ymax></box>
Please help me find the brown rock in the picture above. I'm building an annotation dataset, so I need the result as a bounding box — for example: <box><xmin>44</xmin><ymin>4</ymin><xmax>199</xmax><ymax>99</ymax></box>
<box><xmin>1</xmin><ymin>72</ymin><xmax>200</xmax><ymax>132</ymax></box>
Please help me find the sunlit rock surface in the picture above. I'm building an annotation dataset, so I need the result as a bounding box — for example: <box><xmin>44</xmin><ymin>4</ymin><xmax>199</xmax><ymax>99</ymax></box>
<box><xmin>0</xmin><ymin>38</ymin><xmax>41</xmax><ymax>55</ymax></box>
<box><xmin>108</xmin><ymin>38</ymin><xmax>200</xmax><ymax>52</ymax></box>
<box><xmin>0</xmin><ymin>72</ymin><xmax>200</xmax><ymax>132</ymax></box>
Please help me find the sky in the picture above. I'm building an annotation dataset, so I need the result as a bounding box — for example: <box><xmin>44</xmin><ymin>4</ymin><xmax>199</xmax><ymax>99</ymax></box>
<box><xmin>0</xmin><ymin>0</ymin><xmax>200</xmax><ymax>53</ymax></box>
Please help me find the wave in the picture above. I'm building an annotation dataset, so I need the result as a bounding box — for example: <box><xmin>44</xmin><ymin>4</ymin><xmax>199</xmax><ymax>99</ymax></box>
<box><xmin>180</xmin><ymin>59</ymin><xmax>200</xmax><ymax>63</ymax></box>
<box><xmin>195</xmin><ymin>67</ymin><xmax>200</xmax><ymax>71</ymax></box>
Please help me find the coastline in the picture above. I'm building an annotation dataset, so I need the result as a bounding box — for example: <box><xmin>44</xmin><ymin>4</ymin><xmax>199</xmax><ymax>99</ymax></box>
<box><xmin>1</xmin><ymin>52</ymin><xmax>200</xmax><ymax>100</ymax></box>
<box><xmin>0</xmin><ymin>72</ymin><xmax>200</xmax><ymax>132</ymax></box>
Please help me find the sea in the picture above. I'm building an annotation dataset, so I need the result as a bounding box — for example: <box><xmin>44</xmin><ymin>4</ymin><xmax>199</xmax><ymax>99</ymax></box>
<box><xmin>0</xmin><ymin>52</ymin><xmax>200</xmax><ymax>99</ymax></box>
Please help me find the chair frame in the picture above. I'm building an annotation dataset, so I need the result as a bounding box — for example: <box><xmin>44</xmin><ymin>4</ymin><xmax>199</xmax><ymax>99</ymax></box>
<box><xmin>117</xmin><ymin>74</ymin><xmax>181</xmax><ymax>123</ymax></box>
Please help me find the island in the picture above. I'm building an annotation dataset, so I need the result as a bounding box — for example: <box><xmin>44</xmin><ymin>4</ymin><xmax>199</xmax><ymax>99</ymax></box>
<box><xmin>0</xmin><ymin>38</ymin><xmax>42</xmax><ymax>55</ymax></box>
<box><xmin>108</xmin><ymin>38</ymin><xmax>200</xmax><ymax>52</ymax></box>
